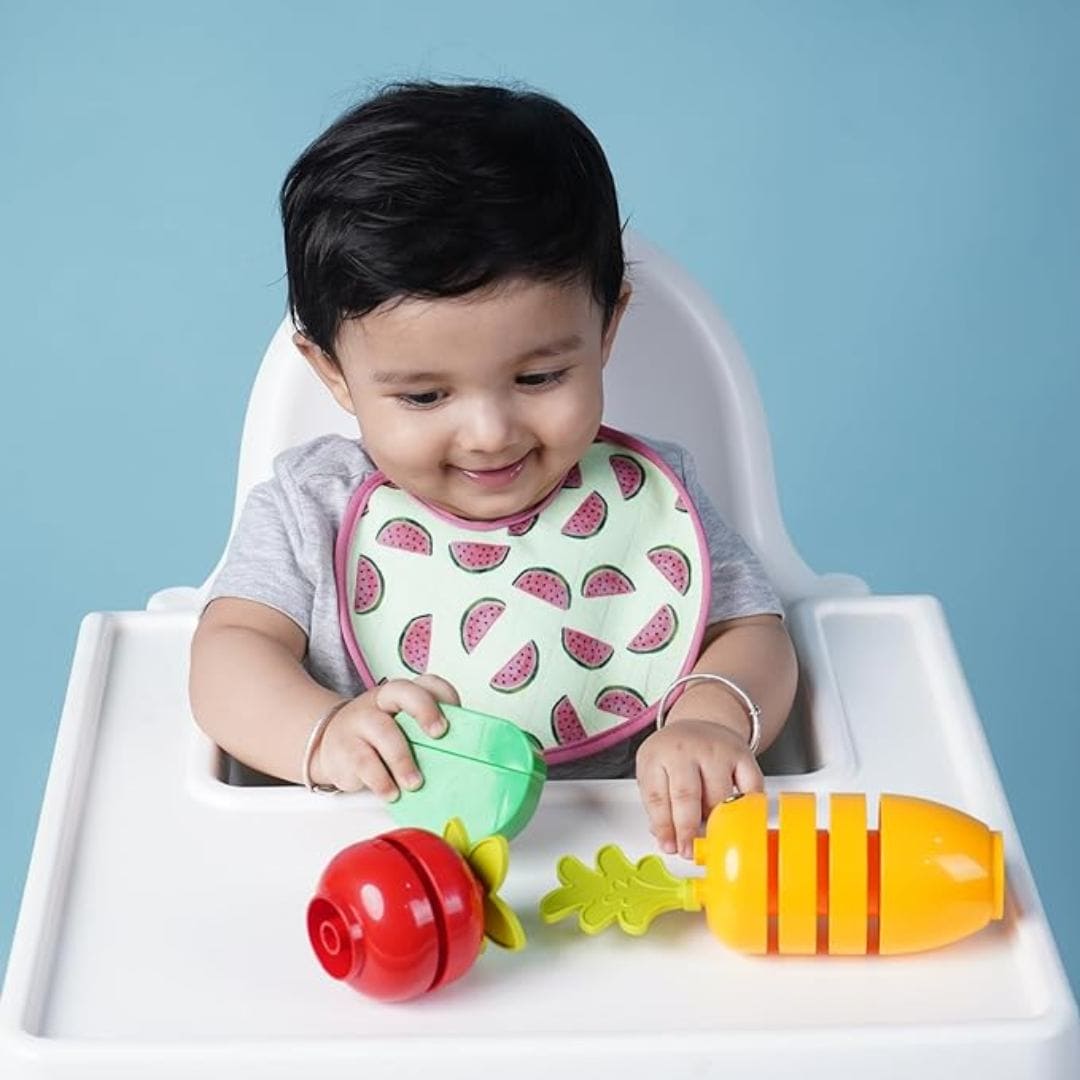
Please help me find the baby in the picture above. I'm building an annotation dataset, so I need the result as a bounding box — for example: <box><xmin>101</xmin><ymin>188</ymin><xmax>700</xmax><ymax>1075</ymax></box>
<box><xmin>189</xmin><ymin>81</ymin><xmax>798</xmax><ymax>860</ymax></box>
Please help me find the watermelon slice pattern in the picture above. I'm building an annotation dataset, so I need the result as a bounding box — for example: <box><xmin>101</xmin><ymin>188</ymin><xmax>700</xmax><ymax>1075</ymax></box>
<box><xmin>450</xmin><ymin>540</ymin><xmax>510</xmax><ymax>572</ymax></box>
<box><xmin>647</xmin><ymin>545</ymin><xmax>691</xmax><ymax>595</ymax></box>
<box><xmin>460</xmin><ymin>598</ymin><xmax>506</xmax><ymax>654</ymax></box>
<box><xmin>582</xmin><ymin>564</ymin><xmax>635</xmax><ymax>598</ymax></box>
<box><xmin>507</xmin><ymin>513</ymin><xmax>538</xmax><ymax>536</ymax></box>
<box><xmin>562</xmin><ymin>627</ymin><xmax>614</xmax><ymax>669</ymax></box>
<box><xmin>353</xmin><ymin>554</ymin><xmax>384</xmax><ymax>614</ymax></box>
<box><xmin>343</xmin><ymin>437</ymin><xmax>706</xmax><ymax>753</ymax></box>
<box><xmin>513</xmin><ymin>567</ymin><xmax>571</xmax><ymax>610</ymax></box>
<box><xmin>491</xmin><ymin>640</ymin><xmax>539</xmax><ymax>693</ymax></box>
<box><xmin>551</xmin><ymin>695</ymin><xmax>588</xmax><ymax>745</ymax></box>
<box><xmin>398</xmin><ymin>614</ymin><xmax>432</xmax><ymax>674</ymax></box>
<box><xmin>561</xmin><ymin>491</ymin><xmax>607</xmax><ymax>538</ymax></box>
<box><xmin>376</xmin><ymin>517</ymin><xmax>433</xmax><ymax>555</ymax></box>
<box><xmin>627</xmin><ymin>604</ymin><xmax>679</xmax><ymax>653</ymax></box>
<box><xmin>595</xmin><ymin>685</ymin><xmax>648</xmax><ymax>719</ymax></box>
<box><xmin>610</xmin><ymin>454</ymin><xmax>645</xmax><ymax>499</ymax></box>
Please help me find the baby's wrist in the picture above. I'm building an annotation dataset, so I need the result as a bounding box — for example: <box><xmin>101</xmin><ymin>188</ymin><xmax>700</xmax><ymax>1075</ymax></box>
<box><xmin>302</xmin><ymin>697</ymin><xmax>351</xmax><ymax>790</ymax></box>
<box><xmin>309</xmin><ymin>734</ymin><xmax>335</xmax><ymax>789</ymax></box>
<box><xmin>664</xmin><ymin>682</ymin><xmax>754</xmax><ymax>745</ymax></box>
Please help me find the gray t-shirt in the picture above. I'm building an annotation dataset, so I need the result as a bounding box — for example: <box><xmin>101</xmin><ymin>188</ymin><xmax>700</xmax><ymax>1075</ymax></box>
<box><xmin>207</xmin><ymin>432</ymin><xmax>783</xmax><ymax>779</ymax></box>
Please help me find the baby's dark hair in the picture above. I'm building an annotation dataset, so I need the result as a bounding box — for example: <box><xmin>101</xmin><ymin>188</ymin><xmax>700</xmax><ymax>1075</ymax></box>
<box><xmin>280</xmin><ymin>81</ymin><xmax>625</xmax><ymax>361</ymax></box>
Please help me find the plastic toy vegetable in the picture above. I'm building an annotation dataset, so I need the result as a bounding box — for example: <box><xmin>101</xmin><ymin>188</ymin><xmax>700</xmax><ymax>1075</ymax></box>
<box><xmin>308</xmin><ymin>818</ymin><xmax>525</xmax><ymax>1001</ymax></box>
<box><xmin>540</xmin><ymin>792</ymin><xmax>1005</xmax><ymax>955</ymax></box>
<box><xmin>388</xmin><ymin>704</ymin><xmax>547</xmax><ymax>840</ymax></box>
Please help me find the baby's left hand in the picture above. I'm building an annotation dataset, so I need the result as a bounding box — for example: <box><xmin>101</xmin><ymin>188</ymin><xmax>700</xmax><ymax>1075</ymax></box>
<box><xmin>635</xmin><ymin>720</ymin><xmax>764</xmax><ymax>859</ymax></box>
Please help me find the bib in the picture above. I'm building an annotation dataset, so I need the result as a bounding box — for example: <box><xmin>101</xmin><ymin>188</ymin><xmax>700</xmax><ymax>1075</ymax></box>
<box><xmin>335</xmin><ymin>426</ymin><xmax>711</xmax><ymax>764</ymax></box>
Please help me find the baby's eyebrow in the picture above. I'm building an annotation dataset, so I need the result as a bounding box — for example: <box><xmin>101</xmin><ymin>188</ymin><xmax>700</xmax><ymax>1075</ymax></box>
<box><xmin>370</xmin><ymin>333</ymin><xmax>584</xmax><ymax>384</ymax></box>
<box><xmin>512</xmin><ymin>332</ymin><xmax>584</xmax><ymax>362</ymax></box>
<box><xmin>370</xmin><ymin>369</ymin><xmax>444</xmax><ymax>385</ymax></box>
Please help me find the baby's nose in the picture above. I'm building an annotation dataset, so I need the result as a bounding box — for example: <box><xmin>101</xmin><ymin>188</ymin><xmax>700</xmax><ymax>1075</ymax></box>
<box><xmin>461</xmin><ymin>400</ymin><xmax>517</xmax><ymax>454</ymax></box>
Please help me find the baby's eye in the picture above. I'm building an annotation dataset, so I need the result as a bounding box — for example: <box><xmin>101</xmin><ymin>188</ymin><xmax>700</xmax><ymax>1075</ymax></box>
<box><xmin>517</xmin><ymin>369</ymin><xmax>569</xmax><ymax>388</ymax></box>
<box><xmin>397</xmin><ymin>390</ymin><xmax>444</xmax><ymax>408</ymax></box>
<box><xmin>395</xmin><ymin>369</ymin><xmax>568</xmax><ymax>408</ymax></box>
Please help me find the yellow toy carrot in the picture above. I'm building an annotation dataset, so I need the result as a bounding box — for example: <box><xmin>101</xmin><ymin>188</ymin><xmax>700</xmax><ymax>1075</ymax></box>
<box><xmin>540</xmin><ymin>792</ymin><xmax>1005</xmax><ymax>955</ymax></box>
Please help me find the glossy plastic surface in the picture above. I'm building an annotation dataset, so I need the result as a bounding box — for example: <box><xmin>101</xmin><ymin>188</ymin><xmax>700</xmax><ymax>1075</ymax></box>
<box><xmin>388</xmin><ymin>704</ymin><xmax>547</xmax><ymax>839</ymax></box>
<box><xmin>688</xmin><ymin>792</ymin><xmax>1004</xmax><ymax>955</ymax></box>
<box><xmin>878</xmin><ymin>794</ymin><xmax>1005</xmax><ymax>954</ymax></box>
<box><xmin>777</xmin><ymin>791</ymin><xmax>817</xmax><ymax>954</ymax></box>
<box><xmin>692</xmin><ymin>791</ymin><xmax>768</xmax><ymax>952</ymax></box>
<box><xmin>827</xmin><ymin>793</ymin><xmax>868</xmax><ymax>954</ymax></box>
<box><xmin>308</xmin><ymin>828</ymin><xmax>484</xmax><ymax>1001</ymax></box>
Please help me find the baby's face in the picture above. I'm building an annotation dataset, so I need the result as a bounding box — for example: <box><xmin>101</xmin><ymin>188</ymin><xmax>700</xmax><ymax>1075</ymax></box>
<box><xmin>300</xmin><ymin>278</ymin><xmax>628</xmax><ymax>521</ymax></box>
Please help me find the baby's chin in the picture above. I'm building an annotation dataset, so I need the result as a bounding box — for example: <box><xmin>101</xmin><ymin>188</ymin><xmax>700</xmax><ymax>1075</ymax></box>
<box><xmin>429</xmin><ymin>470</ymin><xmax>564</xmax><ymax>522</ymax></box>
<box><xmin>428</xmin><ymin>489</ymin><xmax>541</xmax><ymax>523</ymax></box>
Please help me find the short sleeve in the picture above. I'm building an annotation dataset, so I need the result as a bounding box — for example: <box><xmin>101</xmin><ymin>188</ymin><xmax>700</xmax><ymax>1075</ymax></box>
<box><xmin>676</xmin><ymin>444</ymin><xmax>785</xmax><ymax>624</ymax></box>
<box><xmin>205</xmin><ymin>476</ymin><xmax>316</xmax><ymax>636</ymax></box>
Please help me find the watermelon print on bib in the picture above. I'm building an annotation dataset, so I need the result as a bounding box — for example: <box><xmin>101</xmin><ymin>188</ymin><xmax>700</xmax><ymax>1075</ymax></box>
<box><xmin>335</xmin><ymin>426</ymin><xmax>711</xmax><ymax>765</ymax></box>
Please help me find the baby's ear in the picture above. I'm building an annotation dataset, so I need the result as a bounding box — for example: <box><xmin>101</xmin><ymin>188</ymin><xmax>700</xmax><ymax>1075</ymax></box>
<box><xmin>601</xmin><ymin>281</ymin><xmax>633</xmax><ymax>367</ymax></box>
<box><xmin>293</xmin><ymin>333</ymin><xmax>357</xmax><ymax>416</ymax></box>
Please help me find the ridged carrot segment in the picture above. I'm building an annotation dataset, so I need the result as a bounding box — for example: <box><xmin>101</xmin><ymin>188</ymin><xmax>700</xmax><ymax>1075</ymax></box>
<box><xmin>828</xmin><ymin>794</ymin><xmax>869</xmax><ymax>955</ymax></box>
<box><xmin>777</xmin><ymin>793</ymin><xmax>817</xmax><ymax>954</ymax></box>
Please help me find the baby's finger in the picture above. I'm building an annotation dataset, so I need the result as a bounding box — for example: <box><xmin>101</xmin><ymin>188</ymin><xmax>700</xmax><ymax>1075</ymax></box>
<box><xmin>733</xmin><ymin>755</ymin><xmax>765</xmax><ymax>797</ymax></box>
<box><xmin>700</xmin><ymin>760</ymin><xmax>738</xmax><ymax>817</ymax></box>
<box><xmin>360</xmin><ymin>715</ymin><xmax>423</xmax><ymax>793</ymax></box>
<box><xmin>376</xmin><ymin>679</ymin><xmax>448</xmax><ymax>738</ymax></box>
<box><xmin>411</xmin><ymin>673</ymin><xmax>461</xmax><ymax>708</ymax></box>
<box><xmin>667</xmin><ymin>761</ymin><xmax>704</xmax><ymax>859</ymax></box>
<box><xmin>637</xmin><ymin>763</ymin><xmax>676</xmax><ymax>855</ymax></box>
<box><xmin>348</xmin><ymin>739</ymin><xmax>400</xmax><ymax>801</ymax></box>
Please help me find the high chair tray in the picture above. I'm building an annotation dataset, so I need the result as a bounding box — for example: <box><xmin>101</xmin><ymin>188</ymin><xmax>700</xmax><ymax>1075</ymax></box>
<box><xmin>2</xmin><ymin>597</ymin><xmax>1077</xmax><ymax>1078</ymax></box>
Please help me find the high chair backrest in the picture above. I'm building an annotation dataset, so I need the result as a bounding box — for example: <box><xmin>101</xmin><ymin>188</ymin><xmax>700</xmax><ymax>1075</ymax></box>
<box><xmin>193</xmin><ymin>231</ymin><xmax>863</xmax><ymax>608</ymax></box>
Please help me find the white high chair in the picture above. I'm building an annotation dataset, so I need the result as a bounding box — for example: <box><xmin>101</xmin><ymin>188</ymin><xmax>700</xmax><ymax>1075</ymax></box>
<box><xmin>2</xmin><ymin>232</ymin><xmax>1077</xmax><ymax>1078</ymax></box>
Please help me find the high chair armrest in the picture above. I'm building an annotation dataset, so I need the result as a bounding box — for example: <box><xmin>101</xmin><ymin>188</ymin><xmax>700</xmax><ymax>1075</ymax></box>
<box><xmin>146</xmin><ymin>585</ymin><xmax>206</xmax><ymax>613</ymax></box>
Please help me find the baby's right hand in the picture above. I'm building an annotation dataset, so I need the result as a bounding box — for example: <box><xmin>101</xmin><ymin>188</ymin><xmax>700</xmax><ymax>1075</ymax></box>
<box><xmin>312</xmin><ymin>674</ymin><xmax>460</xmax><ymax>799</ymax></box>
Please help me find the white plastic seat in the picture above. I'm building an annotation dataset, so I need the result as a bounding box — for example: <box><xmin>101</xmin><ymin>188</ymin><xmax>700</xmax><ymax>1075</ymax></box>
<box><xmin>3</xmin><ymin>231</ymin><xmax>1077</xmax><ymax>1079</ymax></box>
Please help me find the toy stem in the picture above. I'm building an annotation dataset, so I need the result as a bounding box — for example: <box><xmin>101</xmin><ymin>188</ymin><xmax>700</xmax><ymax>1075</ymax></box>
<box><xmin>539</xmin><ymin>844</ymin><xmax>698</xmax><ymax>936</ymax></box>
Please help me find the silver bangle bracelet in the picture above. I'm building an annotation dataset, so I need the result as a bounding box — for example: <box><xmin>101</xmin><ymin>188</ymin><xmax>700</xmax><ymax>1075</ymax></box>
<box><xmin>655</xmin><ymin>673</ymin><xmax>762</xmax><ymax>755</ymax></box>
<box><xmin>301</xmin><ymin>699</ymin><xmax>351</xmax><ymax>793</ymax></box>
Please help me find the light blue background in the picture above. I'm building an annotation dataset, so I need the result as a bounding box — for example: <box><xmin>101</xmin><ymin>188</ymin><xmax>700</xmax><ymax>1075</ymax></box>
<box><xmin>2</xmin><ymin>0</ymin><xmax>1077</xmax><ymax>1003</ymax></box>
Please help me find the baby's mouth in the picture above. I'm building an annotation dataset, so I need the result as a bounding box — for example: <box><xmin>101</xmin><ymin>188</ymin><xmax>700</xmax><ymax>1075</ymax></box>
<box><xmin>455</xmin><ymin>451</ymin><xmax>532</xmax><ymax>489</ymax></box>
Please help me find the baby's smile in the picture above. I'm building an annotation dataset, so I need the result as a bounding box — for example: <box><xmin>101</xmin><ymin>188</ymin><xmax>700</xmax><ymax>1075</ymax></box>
<box><xmin>453</xmin><ymin>449</ymin><xmax>533</xmax><ymax>491</ymax></box>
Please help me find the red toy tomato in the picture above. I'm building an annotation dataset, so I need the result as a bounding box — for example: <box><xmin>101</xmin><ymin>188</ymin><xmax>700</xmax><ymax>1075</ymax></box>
<box><xmin>308</xmin><ymin>827</ymin><xmax>486</xmax><ymax>1001</ymax></box>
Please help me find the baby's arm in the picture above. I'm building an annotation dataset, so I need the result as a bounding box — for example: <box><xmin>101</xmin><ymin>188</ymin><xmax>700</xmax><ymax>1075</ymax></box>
<box><xmin>665</xmin><ymin>614</ymin><xmax>796</xmax><ymax>750</ymax></box>
<box><xmin>189</xmin><ymin>597</ymin><xmax>456</xmax><ymax>796</ymax></box>
<box><xmin>636</xmin><ymin>613</ymin><xmax>798</xmax><ymax>857</ymax></box>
